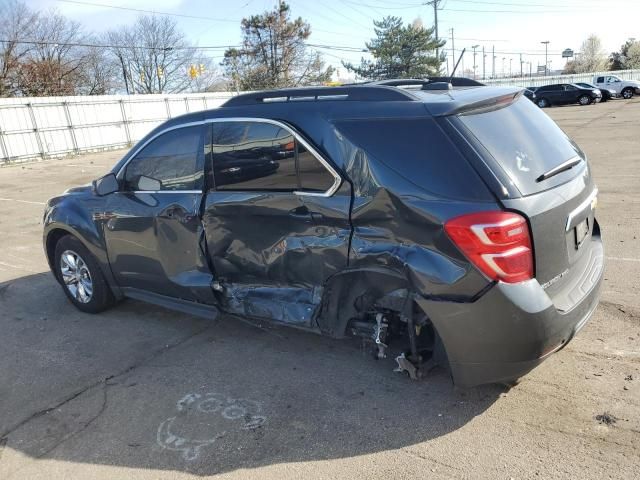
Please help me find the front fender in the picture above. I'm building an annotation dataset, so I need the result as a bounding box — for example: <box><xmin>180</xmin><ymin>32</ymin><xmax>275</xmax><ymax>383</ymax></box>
<box><xmin>43</xmin><ymin>195</ymin><xmax>121</xmax><ymax>297</ymax></box>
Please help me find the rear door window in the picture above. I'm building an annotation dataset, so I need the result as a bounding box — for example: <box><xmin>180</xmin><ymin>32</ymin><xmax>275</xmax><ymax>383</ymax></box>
<box><xmin>211</xmin><ymin>121</ymin><xmax>297</xmax><ymax>190</ymax></box>
<box><xmin>210</xmin><ymin>120</ymin><xmax>338</xmax><ymax>193</ymax></box>
<box><xmin>458</xmin><ymin>96</ymin><xmax>583</xmax><ymax>196</ymax></box>
<box><xmin>297</xmin><ymin>143</ymin><xmax>335</xmax><ymax>192</ymax></box>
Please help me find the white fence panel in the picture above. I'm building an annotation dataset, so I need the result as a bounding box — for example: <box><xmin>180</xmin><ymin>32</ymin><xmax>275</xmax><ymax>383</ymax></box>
<box><xmin>0</xmin><ymin>92</ymin><xmax>235</xmax><ymax>164</ymax></box>
<box><xmin>483</xmin><ymin>68</ymin><xmax>640</xmax><ymax>88</ymax></box>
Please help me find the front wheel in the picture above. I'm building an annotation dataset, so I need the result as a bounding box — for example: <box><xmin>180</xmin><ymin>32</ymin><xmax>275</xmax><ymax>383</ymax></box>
<box><xmin>537</xmin><ymin>98</ymin><xmax>549</xmax><ymax>108</ymax></box>
<box><xmin>622</xmin><ymin>87</ymin><xmax>634</xmax><ymax>99</ymax></box>
<box><xmin>578</xmin><ymin>95</ymin><xmax>592</xmax><ymax>106</ymax></box>
<box><xmin>54</xmin><ymin>235</ymin><xmax>115</xmax><ymax>313</ymax></box>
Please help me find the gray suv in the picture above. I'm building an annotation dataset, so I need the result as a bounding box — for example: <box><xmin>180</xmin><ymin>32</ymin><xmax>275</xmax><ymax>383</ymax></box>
<box><xmin>43</xmin><ymin>82</ymin><xmax>603</xmax><ymax>387</ymax></box>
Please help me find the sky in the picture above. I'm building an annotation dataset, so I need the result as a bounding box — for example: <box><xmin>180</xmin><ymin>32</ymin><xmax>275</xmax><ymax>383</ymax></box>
<box><xmin>28</xmin><ymin>0</ymin><xmax>640</xmax><ymax>79</ymax></box>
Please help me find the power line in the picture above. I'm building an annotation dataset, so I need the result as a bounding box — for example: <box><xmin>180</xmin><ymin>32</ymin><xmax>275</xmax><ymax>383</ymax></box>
<box><xmin>56</xmin><ymin>0</ymin><xmax>239</xmax><ymax>23</ymax></box>
<box><xmin>341</xmin><ymin>0</ymin><xmax>422</xmax><ymax>10</ymax></box>
<box><xmin>0</xmin><ymin>39</ymin><xmax>239</xmax><ymax>51</ymax></box>
<box><xmin>0</xmin><ymin>38</ymin><xmax>373</xmax><ymax>54</ymax></box>
<box><xmin>289</xmin><ymin>0</ymin><xmax>372</xmax><ymax>31</ymax></box>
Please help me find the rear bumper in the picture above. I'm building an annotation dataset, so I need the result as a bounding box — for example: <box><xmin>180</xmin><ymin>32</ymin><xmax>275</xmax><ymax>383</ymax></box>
<box><xmin>417</xmin><ymin>237</ymin><xmax>604</xmax><ymax>387</ymax></box>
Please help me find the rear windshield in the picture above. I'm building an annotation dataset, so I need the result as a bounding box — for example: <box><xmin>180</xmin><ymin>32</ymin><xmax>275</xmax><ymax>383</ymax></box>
<box><xmin>458</xmin><ymin>97</ymin><xmax>583</xmax><ymax>196</ymax></box>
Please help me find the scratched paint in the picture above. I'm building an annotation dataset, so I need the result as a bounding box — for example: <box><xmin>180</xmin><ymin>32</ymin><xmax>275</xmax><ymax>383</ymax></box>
<box><xmin>156</xmin><ymin>392</ymin><xmax>267</xmax><ymax>461</ymax></box>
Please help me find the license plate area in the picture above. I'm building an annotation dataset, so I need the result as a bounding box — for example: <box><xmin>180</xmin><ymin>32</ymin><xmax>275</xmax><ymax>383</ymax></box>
<box><xmin>574</xmin><ymin>217</ymin><xmax>590</xmax><ymax>249</ymax></box>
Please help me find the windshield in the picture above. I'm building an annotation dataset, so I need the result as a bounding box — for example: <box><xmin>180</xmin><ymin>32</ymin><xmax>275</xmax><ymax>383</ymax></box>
<box><xmin>458</xmin><ymin>97</ymin><xmax>583</xmax><ymax>195</ymax></box>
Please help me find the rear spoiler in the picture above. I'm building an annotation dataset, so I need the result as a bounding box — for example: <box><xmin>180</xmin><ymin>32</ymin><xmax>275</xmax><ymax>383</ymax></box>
<box><xmin>425</xmin><ymin>88</ymin><xmax>524</xmax><ymax>117</ymax></box>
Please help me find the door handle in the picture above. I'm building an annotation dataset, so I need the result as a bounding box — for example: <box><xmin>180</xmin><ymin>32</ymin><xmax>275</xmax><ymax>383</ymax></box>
<box><xmin>289</xmin><ymin>206</ymin><xmax>324</xmax><ymax>222</ymax></box>
<box><xmin>289</xmin><ymin>206</ymin><xmax>311</xmax><ymax>219</ymax></box>
<box><xmin>159</xmin><ymin>206</ymin><xmax>190</xmax><ymax>222</ymax></box>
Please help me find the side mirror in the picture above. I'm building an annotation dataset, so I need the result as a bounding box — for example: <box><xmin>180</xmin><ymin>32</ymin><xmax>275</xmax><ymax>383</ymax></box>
<box><xmin>93</xmin><ymin>173</ymin><xmax>119</xmax><ymax>196</ymax></box>
<box><xmin>137</xmin><ymin>175</ymin><xmax>162</xmax><ymax>191</ymax></box>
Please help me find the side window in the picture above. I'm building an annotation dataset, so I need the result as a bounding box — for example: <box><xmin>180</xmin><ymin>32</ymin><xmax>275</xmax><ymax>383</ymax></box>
<box><xmin>212</xmin><ymin>121</ymin><xmax>297</xmax><ymax>191</ymax></box>
<box><xmin>124</xmin><ymin>126</ymin><xmax>203</xmax><ymax>191</ymax></box>
<box><xmin>297</xmin><ymin>142</ymin><xmax>335</xmax><ymax>192</ymax></box>
<box><xmin>596</xmin><ymin>76</ymin><xmax>604</xmax><ymax>83</ymax></box>
<box><xmin>564</xmin><ymin>84</ymin><xmax>576</xmax><ymax>91</ymax></box>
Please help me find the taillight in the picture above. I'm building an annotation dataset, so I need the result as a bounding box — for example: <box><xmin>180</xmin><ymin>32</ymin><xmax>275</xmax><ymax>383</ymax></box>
<box><xmin>444</xmin><ymin>211</ymin><xmax>533</xmax><ymax>283</ymax></box>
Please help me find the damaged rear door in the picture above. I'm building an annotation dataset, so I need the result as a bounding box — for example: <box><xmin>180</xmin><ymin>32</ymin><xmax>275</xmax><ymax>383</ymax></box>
<box><xmin>202</xmin><ymin>118</ymin><xmax>350</xmax><ymax>327</ymax></box>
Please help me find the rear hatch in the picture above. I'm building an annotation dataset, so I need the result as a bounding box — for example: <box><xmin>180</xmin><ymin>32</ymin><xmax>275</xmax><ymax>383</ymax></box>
<box><xmin>452</xmin><ymin>94</ymin><xmax>602</xmax><ymax>311</ymax></box>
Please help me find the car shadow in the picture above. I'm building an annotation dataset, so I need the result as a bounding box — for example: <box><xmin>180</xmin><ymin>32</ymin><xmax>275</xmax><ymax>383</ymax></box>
<box><xmin>0</xmin><ymin>272</ymin><xmax>503</xmax><ymax>476</ymax></box>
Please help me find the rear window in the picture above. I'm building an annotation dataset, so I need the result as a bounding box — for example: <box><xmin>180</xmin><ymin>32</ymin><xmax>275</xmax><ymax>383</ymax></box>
<box><xmin>458</xmin><ymin>97</ymin><xmax>582</xmax><ymax>196</ymax></box>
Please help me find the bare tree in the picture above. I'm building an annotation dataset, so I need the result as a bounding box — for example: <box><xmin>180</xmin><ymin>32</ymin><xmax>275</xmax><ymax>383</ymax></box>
<box><xmin>107</xmin><ymin>15</ymin><xmax>198</xmax><ymax>94</ymax></box>
<box><xmin>16</xmin><ymin>11</ymin><xmax>89</xmax><ymax>96</ymax></box>
<box><xmin>573</xmin><ymin>35</ymin><xmax>609</xmax><ymax>73</ymax></box>
<box><xmin>76</xmin><ymin>45</ymin><xmax>119</xmax><ymax>95</ymax></box>
<box><xmin>0</xmin><ymin>1</ymin><xmax>38</xmax><ymax>96</ymax></box>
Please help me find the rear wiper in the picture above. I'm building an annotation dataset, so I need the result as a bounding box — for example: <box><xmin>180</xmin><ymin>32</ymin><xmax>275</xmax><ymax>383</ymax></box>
<box><xmin>536</xmin><ymin>156</ymin><xmax>583</xmax><ymax>182</ymax></box>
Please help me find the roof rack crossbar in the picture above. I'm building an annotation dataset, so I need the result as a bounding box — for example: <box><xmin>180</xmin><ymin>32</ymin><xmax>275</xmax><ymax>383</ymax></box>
<box><xmin>222</xmin><ymin>85</ymin><xmax>416</xmax><ymax>107</ymax></box>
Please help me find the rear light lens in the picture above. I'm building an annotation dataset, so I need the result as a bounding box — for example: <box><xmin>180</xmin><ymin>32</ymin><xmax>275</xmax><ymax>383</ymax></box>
<box><xmin>444</xmin><ymin>211</ymin><xmax>533</xmax><ymax>283</ymax></box>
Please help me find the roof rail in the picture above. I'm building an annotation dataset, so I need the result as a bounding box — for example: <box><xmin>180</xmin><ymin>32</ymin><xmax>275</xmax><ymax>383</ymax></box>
<box><xmin>222</xmin><ymin>85</ymin><xmax>416</xmax><ymax>107</ymax></box>
<box><xmin>427</xmin><ymin>77</ymin><xmax>485</xmax><ymax>87</ymax></box>
<box><xmin>352</xmin><ymin>77</ymin><xmax>485</xmax><ymax>88</ymax></box>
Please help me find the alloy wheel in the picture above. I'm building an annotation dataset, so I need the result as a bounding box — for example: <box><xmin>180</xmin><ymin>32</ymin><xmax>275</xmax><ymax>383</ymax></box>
<box><xmin>60</xmin><ymin>250</ymin><xmax>93</xmax><ymax>303</ymax></box>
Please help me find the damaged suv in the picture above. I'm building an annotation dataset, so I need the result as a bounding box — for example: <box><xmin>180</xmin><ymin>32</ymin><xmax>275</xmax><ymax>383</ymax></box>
<box><xmin>43</xmin><ymin>81</ymin><xmax>603</xmax><ymax>387</ymax></box>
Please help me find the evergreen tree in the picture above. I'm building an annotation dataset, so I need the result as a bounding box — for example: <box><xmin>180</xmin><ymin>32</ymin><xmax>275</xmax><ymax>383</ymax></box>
<box><xmin>343</xmin><ymin>16</ymin><xmax>444</xmax><ymax>80</ymax></box>
<box><xmin>610</xmin><ymin>38</ymin><xmax>640</xmax><ymax>70</ymax></box>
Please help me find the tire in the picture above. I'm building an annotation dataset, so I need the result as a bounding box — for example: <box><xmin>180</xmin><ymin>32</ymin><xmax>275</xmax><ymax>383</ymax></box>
<box><xmin>622</xmin><ymin>87</ymin><xmax>634</xmax><ymax>99</ymax></box>
<box><xmin>578</xmin><ymin>95</ymin><xmax>591</xmax><ymax>106</ymax></box>
<box><xmin>537</xmin><ymin>98</ymin><xmax>549</xmax><ymax>108</ymax></box>
<box><xmin>54</xmin><ymin>235</ymin><xmax>115</xmax><ymax>313</ymax></box>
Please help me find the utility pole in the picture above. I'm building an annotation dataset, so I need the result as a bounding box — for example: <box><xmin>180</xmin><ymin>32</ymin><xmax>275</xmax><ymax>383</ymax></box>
<box><xmin>492</xmin><ymin>45</ymin><xmax>495</xmax><ymax>79</ymax></box>
<box><xmin>541</xmin><ymin>40</ymin><xmax>550</xmax><ymax>76</ymax></box>
<box><xmin>502</xmin><ymin>57</ymin><xmax>505</xmax><ymax>78</ymax></box>
<box><xmin>472</xmin><ymin>45</ymin><xmax>479</xmax><ymax>80</ymax></box>
<box><xmin>482</xmin><ymin>46</ymin><xmax>486</xmax><ymax>80</ymax></box>
<box><xmin>520</xmin><ymin>53</ymin><xmax>523</xmax><ymax>78</ymax></box>
<box><xmin>427</xmin><ymin>1</ymin><xmax>442</xmax><ymax>64</ymax></box>
<box><xmin>509</xmin><ymin>58</ymin><xmax>513</xmax><ymax>77</ymax></box>
<box><xmin>450</xmin><ymin>28</ymin><xmax>455</xmax><ymax>76</ymax></box>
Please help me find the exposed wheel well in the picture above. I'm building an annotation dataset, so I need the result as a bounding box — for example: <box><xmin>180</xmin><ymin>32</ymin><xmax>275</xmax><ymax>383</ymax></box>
<box><xmin>46</xmin><ymin>229</ymin><xmax>71</xmax><ymax>271</ymax></box>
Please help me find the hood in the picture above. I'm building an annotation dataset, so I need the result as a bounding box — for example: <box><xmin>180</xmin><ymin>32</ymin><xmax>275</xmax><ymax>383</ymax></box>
<box><xmin>64</xmin><ymin>184</ymin><xmax>92</xmax><ymax>195</ymax></box>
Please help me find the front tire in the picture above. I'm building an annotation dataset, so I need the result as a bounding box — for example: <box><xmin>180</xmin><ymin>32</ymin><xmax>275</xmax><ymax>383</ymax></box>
<box><xmin>54</xmin><ymin>235</ymin><xmax>115</xmax><ymax>313</ymax></box>
<box><xmin>622</xmin><ymin>87</ymin><xmax>634</xmax><ymax>99</ymax></box>
<box><xmin>578</xmin><ymin>95</ymin><xmax>592</xmax><ymax>106</ymax></box>
<box><xmin>537</xmin><ymin>98</ymin><xmax>549</xmax><ymax>108</ymax></box>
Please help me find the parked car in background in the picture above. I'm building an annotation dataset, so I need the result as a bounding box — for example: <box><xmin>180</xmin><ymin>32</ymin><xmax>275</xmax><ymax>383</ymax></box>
<box><xmin>534</xmin><ymin>83</ymin><xmax>601</xmax><ymax>108</ymax></box>
<box><xmin>43</xmin><ymin>83</ymin><xmax>603</xmax><ymax>388</ymax></box>
<box><xmin>523</xmin><ymin>88</ymin><xmax>537</xmax><ymax>102</ymax></box>
<box><xmin>575</xmin><ymin>82</ymin><xmax>616</xmax><ymax>102</ymax></box>
<box><xmin>593</xmin><ymin>75</ymin><xmax>640</xmax><ymax>99</ymax></box>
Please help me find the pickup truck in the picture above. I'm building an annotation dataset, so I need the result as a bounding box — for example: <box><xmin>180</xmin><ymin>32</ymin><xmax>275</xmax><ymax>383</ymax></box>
<box><xmin>593</xmin><ymin>74</ymin><xmax>640</xmax><ymax>99</ymax></box>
